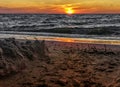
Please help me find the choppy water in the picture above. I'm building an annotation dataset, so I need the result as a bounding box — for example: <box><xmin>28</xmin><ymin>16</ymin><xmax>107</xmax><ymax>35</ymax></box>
<box><xmin>0</xmin><ymin>14</ymin><xmax>120</xmax><ymax>40</ymax></box>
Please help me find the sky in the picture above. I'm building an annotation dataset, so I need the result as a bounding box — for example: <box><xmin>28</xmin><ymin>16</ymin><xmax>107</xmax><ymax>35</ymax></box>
<box><xmin>0</xmin><ymin>0</ymin><xmax>120</xmax><ymax>14</ymax></box>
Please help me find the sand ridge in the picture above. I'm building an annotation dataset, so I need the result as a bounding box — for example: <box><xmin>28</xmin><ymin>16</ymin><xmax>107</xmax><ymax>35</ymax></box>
<box><xmin>0</xmin><ymin>38</ymin><xmax>120</xmax><ymax>87</ymax></box>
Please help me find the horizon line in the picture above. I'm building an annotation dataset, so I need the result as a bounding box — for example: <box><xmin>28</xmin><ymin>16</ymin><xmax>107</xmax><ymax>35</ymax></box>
<box><xmin>0</xmin><ymin>13</ymin><xmax>120</xmax><ymax>15</ymax></box>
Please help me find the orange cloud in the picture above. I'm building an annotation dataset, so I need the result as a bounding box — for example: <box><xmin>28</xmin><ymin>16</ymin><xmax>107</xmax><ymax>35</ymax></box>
<box><xmin>0</xmin><ymin>0</ymin><xmax>120</xmax><ymax>14</ymax></box>
<box><xmin>0</xmin><ymin>6</ymin><xmax>64</xmax><ymax>14</ymax></box>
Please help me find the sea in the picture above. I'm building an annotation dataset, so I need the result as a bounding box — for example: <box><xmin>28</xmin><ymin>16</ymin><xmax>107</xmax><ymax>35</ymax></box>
<box><xmin>0</xmin><ymin>14</ymin><xmax>120</xmax><ymax>40</ymax></box>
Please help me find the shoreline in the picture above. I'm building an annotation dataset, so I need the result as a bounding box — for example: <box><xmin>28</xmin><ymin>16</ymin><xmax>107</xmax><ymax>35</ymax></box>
<box><xmin>0</xmin><ymin>33</ymin><xmax>120</xmax><ymax>45</ymax></box>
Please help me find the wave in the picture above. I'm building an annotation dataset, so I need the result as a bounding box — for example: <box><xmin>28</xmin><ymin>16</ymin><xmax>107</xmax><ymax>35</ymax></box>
<box><xmin>0</xmin><ymin>14</ymin><xmax>120</xmax><ymax>40</ymax></box>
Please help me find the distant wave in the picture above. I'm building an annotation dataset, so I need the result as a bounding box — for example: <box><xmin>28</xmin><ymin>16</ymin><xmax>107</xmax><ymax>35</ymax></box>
<box><xmin>0</xmin><ymin>14</ymin><xmax>120</xmax><ymax>40</ymax></box>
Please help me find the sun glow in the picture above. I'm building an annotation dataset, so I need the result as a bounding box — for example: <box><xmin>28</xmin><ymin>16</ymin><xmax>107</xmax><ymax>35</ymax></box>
<box><xmin>65</xmin><ymin>8</ymin><xmax>74</xmax><ymax>14</ymax></box>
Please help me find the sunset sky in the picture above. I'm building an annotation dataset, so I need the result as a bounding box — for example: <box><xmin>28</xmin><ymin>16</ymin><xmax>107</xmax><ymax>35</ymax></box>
<box><xmin>0</xmin><ymin>0</ymin><xmax>120</xmax><ymax>14</ymax></box>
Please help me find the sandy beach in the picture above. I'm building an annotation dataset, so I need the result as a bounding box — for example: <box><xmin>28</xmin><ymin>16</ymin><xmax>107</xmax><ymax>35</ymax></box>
<box><xmin>0</xmin><ymin>38</ymin><xmax>120</xmax><ymax>87</ymax></box>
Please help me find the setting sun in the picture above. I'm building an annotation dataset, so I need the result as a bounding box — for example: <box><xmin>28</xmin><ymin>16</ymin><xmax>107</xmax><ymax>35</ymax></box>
<box><xmin>65</xmin><ymin>8</ymin><xmax>74</xmax><ymax>14</ymax></box>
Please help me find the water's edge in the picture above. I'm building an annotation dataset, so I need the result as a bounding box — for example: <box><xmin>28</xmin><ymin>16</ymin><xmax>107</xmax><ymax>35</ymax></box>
<box><xmin>0</xmin><ymin>33</ymin><xmax>120</xmax><ymax>45</ymax></box>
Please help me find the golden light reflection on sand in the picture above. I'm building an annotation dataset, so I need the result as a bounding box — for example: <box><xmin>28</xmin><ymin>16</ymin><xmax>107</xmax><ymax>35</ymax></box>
<box><xmin>0</xmin><ymin>34</ymin><xmax>120</xmax><ymax>45</ymax></box>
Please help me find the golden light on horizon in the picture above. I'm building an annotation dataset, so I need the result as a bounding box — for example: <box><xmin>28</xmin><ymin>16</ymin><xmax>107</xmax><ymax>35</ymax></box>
<box><xmin>65</xmin><ymin>8</ymin><xmax>74</xmax><ymax>14</ymax></box>
<box><xmin>0</xmin><ymin>0</ymin><xmax>120</xmax><ymax>14</ymax></box>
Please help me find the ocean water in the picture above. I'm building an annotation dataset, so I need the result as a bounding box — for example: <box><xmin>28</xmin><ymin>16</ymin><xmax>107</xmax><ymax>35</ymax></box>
<box><xmin>0</xmin><ymin>14</ymin><xmax>120</xmax><ymax>40</ymax></box>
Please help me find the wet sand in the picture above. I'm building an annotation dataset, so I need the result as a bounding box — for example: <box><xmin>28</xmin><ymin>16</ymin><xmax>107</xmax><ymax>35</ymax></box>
<box><xmin>0</xmin><ymin>34</ymin><xmax>120</xmax><ymax>45</ymax></box>
<box><xmin>0</xmin><ymin>38</ymin><xmax>120</xmax><ymax>87</ymax></box>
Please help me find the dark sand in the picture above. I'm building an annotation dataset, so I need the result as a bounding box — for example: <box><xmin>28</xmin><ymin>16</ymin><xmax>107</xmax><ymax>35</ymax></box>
<box><xmin>0</xmin><ymin>38</ymin><xmax>120</xmax><ymax>87</ymax></box>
